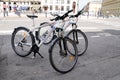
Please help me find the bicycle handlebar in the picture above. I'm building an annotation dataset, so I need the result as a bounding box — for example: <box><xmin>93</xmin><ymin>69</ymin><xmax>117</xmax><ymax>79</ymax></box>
<box><xmin>69</xmin><ymin>8</ymin><xmax>84</xmax><ymax>18</ymax></box>
<box><xmin>50</xmin><ymin>10</ymin><xmax>73</xmax><ymax>21</ymax></box>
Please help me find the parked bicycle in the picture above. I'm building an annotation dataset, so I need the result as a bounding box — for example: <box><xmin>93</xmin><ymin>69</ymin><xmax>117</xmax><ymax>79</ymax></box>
<box><xmin>66</xmin><ymin>9</ymin><xmax>88</xmax><ymax>56</ymax></box>
<box><xmin>40</xmin><ymin>8</ymin><xmax>88</xmax><ymax>56</ymax></box>
<box><xmin>11</xmin><ymin>10</ymin><xmax>78</xmax><ymax>73</ymax></box>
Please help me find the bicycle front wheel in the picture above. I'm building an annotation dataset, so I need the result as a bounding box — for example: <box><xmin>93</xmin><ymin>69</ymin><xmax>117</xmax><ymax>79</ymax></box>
<box><xmin>49</xmin><ymin>37</ymin><xmax>78</xmax><ymax>73</ymax></box>
<box><xmin>66</xmin><ymin>29</ymin><xmax>88</xmax><ymax>56</ymax></box>
<box><xmin>38</xmin><ymin>26</ymin><xmax>54</xmax><ymax>45</ymax></box>
<box><xmin>11</xmin><ymin>27</ymin><xmax>34</xmax><ymax>57</ymax></box>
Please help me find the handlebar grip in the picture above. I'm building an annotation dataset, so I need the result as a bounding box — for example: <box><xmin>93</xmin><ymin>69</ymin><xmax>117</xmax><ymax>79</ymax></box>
<box><xmin>50</xmin><ymin>16</ymin><xmax>61</xmax><ymax>21</ymax></box>
<box><xmin>62</xmin><ymin>9</ymin><xmax>73</xmax><ymax>19</ymax></box>
<box><xmin>50</xmin><ymin>19</ymin><xmax>55</xmax><ymax>21</ymax></box>
<box><xmin>69</xmin><ymin>15</ymin><xmax>76</xmax><ymax>18</ymax></box>
<box><xmin>50</xmin><ymin>10</ymin><xmax>73</xmax><ymax>21</ymax></box>
<box><xmin>69</xmin><ymin>8</ymin><xmax>84</xmax><ymax>18</ymax></box>
<box><xmin>64</xmin><ymin>9</ymin><xmax>73</xmax><ymax>15</ymax></box>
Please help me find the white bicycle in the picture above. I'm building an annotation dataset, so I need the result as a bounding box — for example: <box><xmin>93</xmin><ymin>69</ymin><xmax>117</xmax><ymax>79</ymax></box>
<box><xmin>11</xmin><ymin>10</ymin><xmax>78</xmax><ymax>73</ymax></box>
<box><xmin>43</xmin><ymin>8</ymin><xmax>88</xmax><ymax>56</ymax></box>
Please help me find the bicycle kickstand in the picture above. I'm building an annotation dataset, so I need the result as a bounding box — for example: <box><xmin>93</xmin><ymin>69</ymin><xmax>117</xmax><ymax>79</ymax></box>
<box><xmin>31</xmin><ymin>44</ymin><xmax>44</xmax><ymax>58</ymax></box>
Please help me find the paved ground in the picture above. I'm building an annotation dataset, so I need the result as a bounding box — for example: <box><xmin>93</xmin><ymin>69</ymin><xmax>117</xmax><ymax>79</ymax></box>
<box><xmin>0</xmin><ymin>13</ymin><xmax>120</xmax><ymax>80</ymax></box>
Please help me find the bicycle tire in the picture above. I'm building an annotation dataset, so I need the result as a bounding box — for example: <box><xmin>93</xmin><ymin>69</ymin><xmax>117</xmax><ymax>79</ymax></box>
<box><xmin>38</xmin><ymin>26</ymin><xmax>54</xmax><ymax>45</ymax></box>
<box><xmin>66</xmin><ymin>29</ymin><xmax>88</xmax><ymax>56</ymax></box>
<box><xmin>49</xmin><ymin>37</ymin><xmax>78</xmax><ymax>73</ymax></box>
<box><xmin>11</xmin><ymin>27</ymin><xmax>35</xmax><ymax>57</ymax></box>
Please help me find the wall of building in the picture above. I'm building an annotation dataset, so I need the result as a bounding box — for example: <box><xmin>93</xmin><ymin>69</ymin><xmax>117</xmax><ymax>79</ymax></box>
<box><xmin>102</xmin><ymin>0</ymin><xmax>120</xmax><ymax>17</ymax></box>
<box><xmin>41</xmin><ymin>0</ymin><xmax>78</xmax><ymax>14</ymax></box>
<box><xmin>0</xmin><ymin>0</ymin><xmax>41</xmax><ymax>13</ymax></box>
<box><xmin>89</xmin><ymin>1</ymin><xmax>102</xmax><ymax>16</ymax></box>
<box><xmin>0</xmin><ymin>0</ymin><xmax>79</xmax><ymax>14</ymax></box>
<box><xmin>83</xmin><ymin>1</ymin><xmax>102</xmax><ymax>17</ymax></box>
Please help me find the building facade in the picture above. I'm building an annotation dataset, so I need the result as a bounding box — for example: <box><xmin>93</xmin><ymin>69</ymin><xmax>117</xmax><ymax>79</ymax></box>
<box><xmin>84</xmin><ymin>0</ymin><xmax>102</xmax><ymax>17</ymax></box>
<box><xmin>0</xmin><ymin>0</ymin><xmax>41</xmax><ymax>13</ymax></box>
<box><xmin>41</xmin><ymin>0</ymin><xmax>79</xmax><ymax>13</ymax></box>
<box><xmin>0</xmin><ymin>0</ymin><xmax>79</xmax><ymax>13</ymax></box>
<box><xmin>102</xmin><ymin>0</ymin><xmax>120</xmax><ymax>17</ymax></box>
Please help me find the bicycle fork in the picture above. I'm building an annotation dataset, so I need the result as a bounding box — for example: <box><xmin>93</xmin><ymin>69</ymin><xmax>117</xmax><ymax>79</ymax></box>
<box><xmin>73</xmin><ymin>31</ymin><xmax>79</xmax><ymax>44</ymax></box>
<box><xmin>59</xmin><ymin>38</ymin><xmax>67</xmax><ymax>57</ymax></box>
<box><xmin>72</xmin><ymin>24</ymin><xmax>79</xmax><ymax>44</ymax></box>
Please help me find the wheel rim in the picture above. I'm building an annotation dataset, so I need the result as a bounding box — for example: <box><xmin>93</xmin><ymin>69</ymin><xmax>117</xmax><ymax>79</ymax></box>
<box><xmin>39</xmin><ymin>26</ymin><xmax>53</xmax><ymax>44</ymax></box>
<box><xmin>13</xmin><ymin>29</ymin><xmax>32</xmax><ymax>56</ymax></box>
<box><xmin>67</xmin><ymin>30</ymin><xmax>88</xmax><ymax>55</ymax></box>
<box><xmin>50</xmin><ymin>38</ymin><xmax>77</xmax><ymax>73</ymax></box>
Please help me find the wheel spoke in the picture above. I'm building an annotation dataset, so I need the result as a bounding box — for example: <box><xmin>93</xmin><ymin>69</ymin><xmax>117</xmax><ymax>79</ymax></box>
<box><xmin>11</xmin><ymin>27</ymin><xmax>33</xmax><ymax>57</ymax></box>
<box><xmin>49</xmin><ymin>37</ymin><xmax>78</xmax><ymax>73</ymax></box>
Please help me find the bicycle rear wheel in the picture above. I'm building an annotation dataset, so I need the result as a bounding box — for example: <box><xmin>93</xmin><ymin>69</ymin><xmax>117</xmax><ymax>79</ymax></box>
<box><xmin>11</xmin><ymin>27</ymin><xmax>34</xmax><ymax>57</ymax></box>
<box><xmin>66</xmin><ymin>29</ymin><xmax>88</xmax><ymax>56</ymax></box>
<box><xmin>49</xmin><ymin>37</ymin><xmax>78</xmax><ymax>73</ymax></box>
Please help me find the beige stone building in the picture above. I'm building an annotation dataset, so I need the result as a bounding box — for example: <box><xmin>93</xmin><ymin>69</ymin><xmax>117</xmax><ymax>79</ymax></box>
<box><xmin>102</xmin><ymin>0</ymin><xmax>120</xmax><ymax>17</ymax></box>
<box><xmin>83</xmin><ymin>0</ymin><xmax>102</xmax><ymax>17</ymax></box>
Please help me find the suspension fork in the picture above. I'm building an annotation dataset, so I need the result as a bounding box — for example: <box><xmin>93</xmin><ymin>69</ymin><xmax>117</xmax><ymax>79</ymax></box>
<box><xmin>72</xmin><ymin>24</ymin><xmax>79</xmax><ymax>43</ymax></box>
<box><xmin>59</xmin><ymin>37</ymin><xmax>67</xmax><ymax>56</ymax></box>
<box><xmin>57</xmin><ymin>28</ymin><xmax>67</xmax><ymax>55</ymax></box>
<box><xmin>63</xmin><ymin>37</ymin><xmax>67</xmax><ymax>54</ymax></box>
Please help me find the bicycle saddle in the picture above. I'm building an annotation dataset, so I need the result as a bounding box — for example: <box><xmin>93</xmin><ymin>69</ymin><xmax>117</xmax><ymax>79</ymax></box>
<box><xmin>27</xmin><ymin>15</ymin><xmax>38</xmax><ymax>19</ymax></box>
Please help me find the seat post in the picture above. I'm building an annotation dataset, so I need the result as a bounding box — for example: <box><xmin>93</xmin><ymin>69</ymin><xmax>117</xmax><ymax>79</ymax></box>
<box><xmin>32</xmin><ymin>13</ymin><xmax>35</xmax><ymax>27</ymax></box>
<box><xmin>26</xmin><ymin>13</ymin><xmax>38</xmax><ymax>27</ymax></box>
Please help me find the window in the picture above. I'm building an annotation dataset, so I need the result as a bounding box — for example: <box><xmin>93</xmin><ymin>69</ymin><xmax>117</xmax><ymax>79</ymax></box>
<box><xmin>13</xmin><ymin>2</ymin><xmax>16</xmax><ymax>4</ymax></box>
<box><xmin>66</xmin><ymin>6</ymin><xmax>70</xmax><ymax>11</ymax></box>
<box><xmin>50</xmin><ymin>5</ymin><xmax>53</xmax><ymax>10</ymax></box>
<box><xmin>55</xmin><ymin>6</ymin><xmax>58</xmax><ymax>10</ymax></box>
<box><xmin>38</xmin><ymin>2</ymin><xmax>41</xmax><ymax>5</ymax></box>
<box><xmin>27</xmin><ymin>2</ymin><xmax>29</xmax><ymax>5</ymax></box>
<box><xmin>67</xmin><ymin>0</ymin><xmax>70</xmax><ymax>4</ymax></box>
<box><xmin>61</xmin><ymin>6</ymin><xmax>64</xmax><ymax>11</ymax></box>
<box><xmin>35</xmin><ymin>2</ymin><xmax>37</xmax><ymax>5</ymax></box>
<box><xmin>31</xmin><ymin>2</ymin><xmax>33</xmax><ymax>5</ymax></box>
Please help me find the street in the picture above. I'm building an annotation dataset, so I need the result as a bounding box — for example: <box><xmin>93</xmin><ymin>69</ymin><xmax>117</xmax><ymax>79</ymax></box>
<box><xmin>0</xmin><ymin>14</ymin><xmax>120</xmax><ymax>80</ymax></box>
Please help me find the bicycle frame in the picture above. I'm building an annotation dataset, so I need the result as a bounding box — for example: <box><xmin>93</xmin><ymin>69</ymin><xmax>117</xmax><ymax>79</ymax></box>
<box><xmin>63</xmin><ymin>17</ymin><xmax>78</xmax><ymax>31</ymax></box>
<box><xmin>27</xmin><ymin>12</ymin><xmax>79</xmax><ymax>51</ymax></box>
<box><xmin>28</xmin><ymin>22</ymin><xmax>56</xmax><ymax>48</ymax></box>
<box><xmin>32</xmin><ymin>16</ymin><xmax>78</xmax><ymax>49</ymax></box>
<box><xmin>12</xmin><ymin>9</ymin><xmax>83</xmax><ymax>58</ymax></box>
